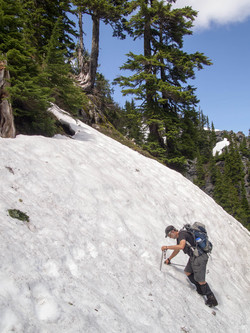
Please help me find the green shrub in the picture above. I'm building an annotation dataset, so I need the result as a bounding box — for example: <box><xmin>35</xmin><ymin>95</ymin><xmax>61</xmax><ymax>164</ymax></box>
<box><xmin>8</xmin><ymin>209</ymin><xmax>29</xmax><ymax>222</ymax></box>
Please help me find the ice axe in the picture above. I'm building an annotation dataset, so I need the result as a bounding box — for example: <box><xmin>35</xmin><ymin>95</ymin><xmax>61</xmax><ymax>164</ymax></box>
<box><xmin>160</xmin><ymin>250</ymin><xmax>185</xmax><ymax>270</ymax></box>
<box><xmin>160</xmin><ymin>250</ymin><xmax>167</xmax><ymax>271</ymax></box>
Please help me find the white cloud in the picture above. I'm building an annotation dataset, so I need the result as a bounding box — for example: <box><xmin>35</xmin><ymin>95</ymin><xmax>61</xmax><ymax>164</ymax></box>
<box><xmin>172</xmin><ymin>0</ymin><xmax>250</xmax><ymax>29</ymax></box>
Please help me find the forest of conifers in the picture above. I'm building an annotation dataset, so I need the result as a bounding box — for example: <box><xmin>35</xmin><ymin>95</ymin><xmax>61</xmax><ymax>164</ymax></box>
<box><xmin>0</xmin><ymin>0</ymin><xmax>249</xmax><ymax>228</ymax></box>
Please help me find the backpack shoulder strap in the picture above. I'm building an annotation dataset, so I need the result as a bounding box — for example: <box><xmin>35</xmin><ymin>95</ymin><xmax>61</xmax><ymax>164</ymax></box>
<box><xmin>179</xmin><ymin>229</ymin><xmax>196</xmax><ymax>252</ymax></box>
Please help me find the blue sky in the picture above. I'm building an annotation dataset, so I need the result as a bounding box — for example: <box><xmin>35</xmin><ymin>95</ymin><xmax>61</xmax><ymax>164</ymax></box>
<box><xmin>80</xmin><ymin>1</ymin><xmax>250</xmax><ymax>135</ymax></box>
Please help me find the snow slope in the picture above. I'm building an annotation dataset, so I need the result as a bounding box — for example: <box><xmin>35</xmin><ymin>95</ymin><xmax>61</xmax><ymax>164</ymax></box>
<box><xmin>0</xmin><ymin>105</ymin><xmax>249</xmax><ymax>333</ymax></box>
<box><xmin>213</xmin><ymin>138</ymin><xmax>230</xmax><ymax>156</ymax></box>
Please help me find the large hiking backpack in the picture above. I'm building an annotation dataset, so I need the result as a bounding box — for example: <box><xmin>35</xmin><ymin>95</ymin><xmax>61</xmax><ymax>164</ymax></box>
<box><xmin>183</xmin><ymin>222</ymin><xmax>213</xmax><ymax>257</ymax></box>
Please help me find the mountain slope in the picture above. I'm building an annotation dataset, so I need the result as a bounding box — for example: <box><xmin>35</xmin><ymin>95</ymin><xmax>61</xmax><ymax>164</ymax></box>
<box><xmin>0</xmin><ymin>106</ymin><xmax>249</xmax><ymax>333</ymax></box>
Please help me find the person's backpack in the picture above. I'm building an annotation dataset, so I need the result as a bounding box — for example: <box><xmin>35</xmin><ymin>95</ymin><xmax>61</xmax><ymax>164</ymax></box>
<box><xmin>183</xmin><ymin>222</ymin><xmax>213</xmax><ymax>256</ymax></box>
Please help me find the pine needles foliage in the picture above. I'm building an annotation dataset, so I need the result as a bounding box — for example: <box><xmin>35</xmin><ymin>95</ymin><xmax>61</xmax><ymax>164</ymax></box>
<box><xmin>0</xmin><ymin>0</ymin><xmax>85</xmax><ymax>136</ymax></box>
<box><xmin>213</xmin><ymin>134</ymin><xmax>250</xmax><ymax>229</ymax></box>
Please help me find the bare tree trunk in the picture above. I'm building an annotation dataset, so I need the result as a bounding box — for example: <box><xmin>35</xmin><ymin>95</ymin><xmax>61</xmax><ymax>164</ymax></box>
<box><xmin>89</xmin><ymin>15</ymin><xmax>100</xmax><ymax>90</ymax></box>
<box><xmin>144</xmin><ymin>15</ymin><xmax>152</xmax><ymax>110</ymax></box>
<box><xmin>143</xmin><ymin>2</ymin><xmax>166</xmax><ymax>149</ymax></box>
<box><xmin>78</xmin><ymin>14</ymin><xmax>100</xmax><ymax>93</ymax></box>
<box><xmin>78</xmin><ymin>10</ymin><xmax>84</xmax><ymax>75</ymax></box>
<box><xmin>144</xmin><ymin>1</ymin><xmax>164</xmax><ymax>147</ymax></box>
<box><xmin>77</xmin><ymin>10</ymin><xmax>90</xmax><ymax>87</ymax></box>
<box><xmin>0</xmin><ymin>60</ymin><xmax>15</xmax><ymax>138</ymax></box>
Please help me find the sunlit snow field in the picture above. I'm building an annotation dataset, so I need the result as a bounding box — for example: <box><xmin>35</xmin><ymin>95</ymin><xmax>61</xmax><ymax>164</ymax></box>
<box><xmin>0</xmin><ymin>105</ymin><xmax>249</xmax><ymax>332</ymax></box>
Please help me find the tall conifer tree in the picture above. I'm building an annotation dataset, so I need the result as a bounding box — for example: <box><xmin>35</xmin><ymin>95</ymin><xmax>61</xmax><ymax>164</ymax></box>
<box><xmin>0</xmin><ymin>0</ymin><xmax>55</xmax><ymax>135</ymax></box>
<box><xmin>43</xmin><ymin>17</ymin><xmax>85</xmax><ymax>113</ymax></box>
<box><xmin>116</xmin><ymin>0</ymin><xmax>211</xmax><ymax>166</ymax></box>
<box><xmin>20</xmin><ymin>0</ymin><xmax>76</xmax><ymax>60</ymax></box>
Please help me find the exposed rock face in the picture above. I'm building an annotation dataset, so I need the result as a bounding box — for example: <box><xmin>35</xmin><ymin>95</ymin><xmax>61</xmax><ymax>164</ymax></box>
<box><xmin>185</xmin><ymin>159</ymin><xmax>197</xmax><ymax>183</ymax></box>
<box><xmin>0</xmin><ymin>60</ymin><xmax>15</xmax><ymax>138</ymax></box>
<box><xmin>79</xmin><ymin>94</ymin><xmax>107</xmax><ymax>126</ymax></box>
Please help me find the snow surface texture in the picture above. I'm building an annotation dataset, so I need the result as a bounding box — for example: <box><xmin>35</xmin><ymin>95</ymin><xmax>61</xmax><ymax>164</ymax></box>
<box><xmin>213</xmin><ymin>138</ymin><xmax>230</xmax><ymax>156</ymax></box>
<box><xmin>0</xmin><ymin>104</ymin><xmax>249</xmax><ymax>333</ymax></box>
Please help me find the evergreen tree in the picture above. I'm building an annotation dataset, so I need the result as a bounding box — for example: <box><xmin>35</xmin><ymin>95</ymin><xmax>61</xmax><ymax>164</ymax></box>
<box><xmin>239</xmin><ymin>136</ymin><xmax>249</xmax><ymax>158</ymax></box>
<box><xmin>196</xmin><ymin>109</ymin><xmax>211</xmax><ymax>162</ymax></box>
<box><xmin>0</xmin><ymin>0</ymin><xmax>85</xmax><ymax>135</ymax></box>
<box><xmin>122</xmin><ymin>100</ymin><xmax>144</xmax><ymax>145</ymax></box>
<box><xmin>210</xmin><ymin>122</ymin><xmax>217</xmax><ymax>148</ymax></box>
<box><xmin>0</xmin><ymin>0</ymin><xmax>56</xmax><ymax>135</ymax></box>
<box><xmin>95</xmin><ymin>73</ymin><xmax>114</xmax><ymax>104</ymax></box>
<box><xmin>224</xmin><ymin>136</ymin><xmax>244</xmax><ymax>186</ymax></box>
<box><xmin>208</xmin><ymin>154</ymin><xmax>217</xmax><ymax>185</ymax></box>
<box><xmin>179</xmin><ymin>108</ymin><xmax>199</xmax><ymax>160</ymax></box>
<box><xmin>43</xmin><ymin>17</ymin><xmax>85</xmax><ymax>113</ymax></box>
<box><xmin>213</xmin><ymin>133</ymin><xmax>249</xmax><ymax>229</ymax></box>
<box><xmin>213</xmin><ymin>167</ymin><xmax>225</xmax><ymax>205</ymax></box>
<box><xmin>238</xmin><ymin>180</ymin><xmax>250</xmax><ymax>225</ymax></box>
<box><xmin>20</xmin><ymin>0</ymin><xmax>76</xmax><ymax>60</ymax></box>
<box><xmin>116</xmin><ymin>0</ymin><xmax>211</xmax><ymax>167</ymax></box>
<box><xmin>194</xmin><ymin>149</ymin><xmax>206</xmax><ymax>189</ymax></box>
<box><xmin>224</xmin><ymin>177</ymin><xmax>240</xmax><ymax>217</ymax></box>
<box><xmin>73</xmin><ymin>0</ymin><xmax>129</xmax><ymax>92</ymax></box>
